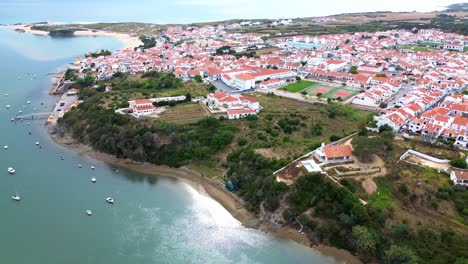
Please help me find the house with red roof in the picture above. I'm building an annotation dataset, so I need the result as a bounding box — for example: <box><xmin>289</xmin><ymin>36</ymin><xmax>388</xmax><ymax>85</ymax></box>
<box><xmin>313</xmin><ymin>143</ymin><xmax>353</xmax><ymax>164</ymax></box>
<box><xmin>450</xmin><ymin>170</ymin><xmax>468</xmax><ymax>186</ymax></box>
<box><xmin>259</xmin><ymin>79</ymin><xmax>286</xmax><ymax>89</ymax></box>
<box><xmin>130</xmin><ymin>99</ymin><xmax>156</xmax><ymax>117</ymax></box>
<box><xmin>206</xmin><ymin>92</ymin><xmax>261</xmax><ymax>119</ymax></box>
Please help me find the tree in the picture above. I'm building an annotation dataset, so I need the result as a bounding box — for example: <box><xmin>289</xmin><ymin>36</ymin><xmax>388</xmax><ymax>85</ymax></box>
<box><xmin>345</xmin><ymin>39</ymin><xmax>351</xmax><ymax>44</ymax></box>
<box><xmin>349</xmin><ymin>66</ymin><xmax>358</xmax><ymax>74</ymax></box>
<box><xmin>382</xmin><ymin>245</ymin><xmax>418</xmax><ymax>264</ymax></box>
<box><xmin>194</xmin><ymin>74</ymin><xmax>203</xmax><ymax>83</ymax></box>
<box><xmin>450</xmin><ymin>157</ymin><xmax>467</xmax><ymax>169</ymax></box>
<box><xmin>76</xmin><ymin>74</ymin><xmax>95</xmax><ymax>88</ymax></box>
<box><xmin>185</xmin><ymin>93</ymin><xmax>192</xmax><ymax>102</ymax></box>
<box><xmin>316</xmin><ymin>93</ymin><xmax>323</xmax><ymax>98</ymax></box>
<box><xmin>351</xmin><ymin>135</ymin><xmax>392</xmax><ymax>163</ymax></box>
<box><xmin>379</xmin><ymin>101</ymin><xmax>388</xmax><ymax>108</ymax></box>
<box><xmin>352</xmin><ymin>225</ymin><xmax>377</xmax><ymax>255</ymax></box>
<box><xmin>64</xmin><ymin>69</ymin><xmax>76</xmax><ymax>80</ymax></box>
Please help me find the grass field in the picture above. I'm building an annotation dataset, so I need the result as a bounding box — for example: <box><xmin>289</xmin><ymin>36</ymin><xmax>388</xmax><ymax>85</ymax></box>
<box><xmin>222</xmin><ymin>93</ymin><xmax>367</xmax><ymax>159</ymax></box>
<box><xmin>280</xmin><ymin>80</ymin><xmax>316</xmax><ymax>92</ymax></box>
<box><xmin>304</xmin><ymin>84</ymin><xmax>359</xmax><ymax>100</ymax></box>
<box><xmin>159</xmin><ymin>103</ymin><xmax>208</xmax><ymax>124</ymax></box>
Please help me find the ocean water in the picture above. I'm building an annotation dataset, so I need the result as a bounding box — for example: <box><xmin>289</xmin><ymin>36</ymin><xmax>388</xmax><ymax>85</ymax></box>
<box><xmin>0</xmin><ymin>27</ymin><xmax>337</xmax><ymax>263</ymax></box>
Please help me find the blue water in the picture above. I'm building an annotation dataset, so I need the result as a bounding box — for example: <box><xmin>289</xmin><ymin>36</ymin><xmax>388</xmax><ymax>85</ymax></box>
<box><xmin>0</xmin><ymin>27</ymin><xmax>338</xmax><ymax>263</ymax></box>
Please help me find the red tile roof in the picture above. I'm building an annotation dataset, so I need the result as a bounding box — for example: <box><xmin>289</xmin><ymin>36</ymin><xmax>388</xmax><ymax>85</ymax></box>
<box><xmin>135</xmin><ymin>99</ymin><xmax>153</xmax><ymax>105</ymax></box>
<box><xmin>323</xmin><ymin>145</ymin><xmax>352</xmax><ymax>159</ymax></box>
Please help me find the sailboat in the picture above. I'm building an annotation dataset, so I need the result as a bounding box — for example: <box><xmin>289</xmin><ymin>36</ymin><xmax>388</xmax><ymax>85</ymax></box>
<box><xmin>12</xmin><ymin>193</ymin><xmax>20</xmax><ymax>201</ymax></box>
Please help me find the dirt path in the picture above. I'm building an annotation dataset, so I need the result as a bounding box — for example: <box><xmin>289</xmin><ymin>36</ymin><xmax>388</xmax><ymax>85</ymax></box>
<box><xmin>362</xmin><ymin>178</ymin><xmax>377</xmax><ymax>194</ymax></box>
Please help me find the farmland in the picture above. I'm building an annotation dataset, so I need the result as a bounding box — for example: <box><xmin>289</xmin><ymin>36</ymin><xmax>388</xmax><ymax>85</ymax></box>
<box><xmin>159</xmin><ymin>103</ymin><xmax>209</xmax><ymax>124</ymax></box>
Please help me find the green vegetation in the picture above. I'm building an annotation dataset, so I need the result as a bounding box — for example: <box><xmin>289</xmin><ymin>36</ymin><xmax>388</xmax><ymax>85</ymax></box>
<box><xmin>450</xmin><ymin>156</ymin><xmax>467</xmax><ymax>169</ymax></box>
<box><xmin>194</xmin><ymin>74</ymin><xmax>203</xmax><ymax>83</ymax></box>
<box><xmin>139</xmin><ymin>36</ymin><xmax>157</xmax><ymax>49</ymax></box>
<box><xmin>159</xmin><ymin>103</ymin><xmax>208</xmax><ymax>124</ymax></box>
<box><xmin>60</xmin><ymin>70</ymin><xmax>468</xmax><ymax>262</ymax></box>
<box><xmin>64</xmin><ymin>69</ymin><xmax>76</xmax><ymax>81</ymax></box>
<box><xmin>226</xmin><ymin>148</ymin><xmax>289</xmax><ymax>212</ymax></box>
<box><xmin>321</xmin><ymin>102</ymin><xmax>363</xmax><ymax>121</ymax></box>
<box><xmin>349</xmin><ymin>66</ymin><xmax>358</xmax><ymax>74</ymax></box>
<box><xmin>86</xmin><ymin>49</ymin><xmax>111</xmax><ymax>58</ymax></box>
<box><xmin>352</xmin><ymin>132</ymin><xmax>393</xmax><ymax>162</ymax></box>
<box><xmin>60</xmin><ymin>103</ymin><xmax>237</xmax><ymax>167</ymax></box>
<box><xmin>280</xmin><ymin>80</ymin><xmax>316</xmax><ymax>92</ymax></box>
<box><xmin>382</xmin><ymin>245</ymin><xmax>419</xmax><ymax>264</ymax></box>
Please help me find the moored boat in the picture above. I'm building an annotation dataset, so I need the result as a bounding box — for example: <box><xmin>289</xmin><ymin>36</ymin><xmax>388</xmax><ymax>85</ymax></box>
<box><xmin>106</xmin><ymin>197</ymin><xmax>114</xmax><ymax>204</ymax></box>
<box><xmin>12</xmin><ymin>193</ymin><xmax>20</xmax><ymax>201</ymax></box>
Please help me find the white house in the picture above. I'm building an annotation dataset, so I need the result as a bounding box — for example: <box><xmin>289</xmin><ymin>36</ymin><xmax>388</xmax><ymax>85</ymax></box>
<box><xmin>450</xmin><ymin>170</ymin><xmax>468</xmax><ymax>186</ymax></box>
<box><xmin>313</xmin><ymin>143</ymin><xmax>353</xmax><ymax>164</ymax></box>
<box><xmin>352</xmin><ymin>92</ymin><xmax>381</xmax><ymax>108</ymax></box>
<box><xmin>443</xmin><ymin>44</ymin><xmax>464</xmax><ymax>52</ymax></box>
<box><xmin>130</xmin><ymin>99</ymin><xmax>156</xmax><ymax>117</ymax></box>
<box><xmin>260</xmin><ymin>79</ymin><xmax>286</xmax><ymax>89</ymax></box>
<box><xmin>206</xmin><ymin>92</ymin><xmax>261</xmax><ymax>119</ymax></box>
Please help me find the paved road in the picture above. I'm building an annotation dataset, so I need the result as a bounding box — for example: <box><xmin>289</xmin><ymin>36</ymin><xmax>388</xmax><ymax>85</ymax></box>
<box><xmin>387</xmin><ymin>84</ymin><xmax>413</xmax><ymax>107</ymax></box>
<box><xmin>48</xmin><ymin>94</ymin><xmax>78</xmax><ymax>124</ymax></box>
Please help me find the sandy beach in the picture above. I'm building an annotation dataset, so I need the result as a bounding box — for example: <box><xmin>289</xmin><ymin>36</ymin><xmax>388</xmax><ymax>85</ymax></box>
<box><xmin>49</xmin><ymin>130</ymin><xmax>361</xmax><ymax>264</ymax></box>
<box><xmin>12</xmin><ymin>24</ymin><xmax>142</xmax><ymax>50</ymax></box>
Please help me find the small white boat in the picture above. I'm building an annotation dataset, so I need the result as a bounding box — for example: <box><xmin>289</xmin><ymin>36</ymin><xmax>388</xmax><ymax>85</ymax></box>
<box><xmin>18</xmin><ymin>111</ymin><xmax>22</xmax><ymax>114</ymax></box>
<box><xmin>35</xmin><ymin>142</ymin><xmax>40</xmax><ymax>146</ymax></box>
<box><xmin>78</xmin><ymin>164</ymin><xmax>83</xmax><ymax>168</ymax></box>
<box><xmin>6</xmin><ymin>105</ymin><xmax>10</xmax><ymax>109</ymax></box>
<box><xmin>27</xmin><ymin>101</ymin><xmax>31</xmax><ymax>104</ymax></box>
<box><xmin>91</xmin><ymin>177</ymin><xmax>96</xmax><ymax>183</ymax></box>
<box><xmin>5</xmin><ymin>94</ymin><xmax>8</xmax><ymax>97</ymax></box>
<box><xmin>8</xmin><ymin>167</ymin><xmax>15</xmax><ymax>174</ymax></box>
<box><xmin>10</xmin><ymin>117</ymin><xmax>15</xmax><ymax>121</ymax></box>
<box><xmin>106</xmin><ymin>197</ymin><xmax>114</xmax><ymax>204</ymax></box>
<box><xmin>4</xmin><ymin>145</ymin><xmax>8</xmax><ymax>149</ymax></box>
<box><xmin>85</xmin><ymin>210</ymin><xmax>92</xmax><ymax>216</ymax></box>
<box><xmin>115</xmin><ymin>169</ymin><xmax>119</xmax><ymax>173</ymax></box>
<box><xmin>12</xmin><ymin>193</ymin><xmax>21</xmax><ymax>201</ymax></box>
<box><xmin>91</xmin><ymin>166</ymin><xmax>95</xmax><ymax>170</ymax></box>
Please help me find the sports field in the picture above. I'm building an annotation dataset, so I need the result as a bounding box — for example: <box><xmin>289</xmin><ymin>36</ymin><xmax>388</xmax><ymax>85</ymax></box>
<box><xmin>304</xmin><ymin>84</ymin><xmax>359</xmax><ymax>100</ymax></box>
<box><xmin>280</xmin><ymin>80</ymin><xmax>317</xmax><ymax>92</ymax></box>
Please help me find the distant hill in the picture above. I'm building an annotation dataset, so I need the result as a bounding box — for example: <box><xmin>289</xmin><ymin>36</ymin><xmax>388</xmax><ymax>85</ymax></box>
<box><xmin>445</xmin><ymin>3</ymin><xmax>468</xmax><ymax>12</ymax></box>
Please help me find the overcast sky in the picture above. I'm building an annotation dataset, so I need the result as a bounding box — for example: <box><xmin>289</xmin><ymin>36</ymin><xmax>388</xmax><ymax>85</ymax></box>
<box><xmin>0</xmin><ymin>0</ymin><xmax>463</xmax><ymax>24</ymax></box>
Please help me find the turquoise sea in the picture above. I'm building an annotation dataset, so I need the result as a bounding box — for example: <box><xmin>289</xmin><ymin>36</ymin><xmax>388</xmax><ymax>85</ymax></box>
<box><xmin>0</xmin><ymin>27</ymin><xmax>338</xmax><ymax>263</ymax></box>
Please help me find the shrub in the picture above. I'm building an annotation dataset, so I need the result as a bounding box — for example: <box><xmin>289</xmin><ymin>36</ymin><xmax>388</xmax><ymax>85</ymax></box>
<box><xmin>450</xmin><ymin>157</ymin><xmax>467</xmax><ymax>169</ymax></box>
<box><xmin>330</xmin><ymin>134</ymin><xmax>343</xmax><ymax>142</ymax></box>
<box><xmin>238</xmin><ymin>137</ymin><xmax>247</xmax><ymax>146</ymax></box>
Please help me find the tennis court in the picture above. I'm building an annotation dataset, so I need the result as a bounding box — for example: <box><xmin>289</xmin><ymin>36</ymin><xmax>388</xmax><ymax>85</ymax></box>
<box><xmin>304</xmin><ymin>84</ymin><xmax>358</xmax><ymax>100</ymax></box>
